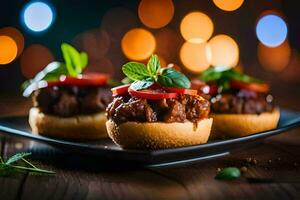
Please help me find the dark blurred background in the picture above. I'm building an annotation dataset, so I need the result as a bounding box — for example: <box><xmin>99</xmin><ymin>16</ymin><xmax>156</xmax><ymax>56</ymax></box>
<box><xmin>0</xmin><ymin>0</ymin><xmax>299</xmax><ymax>110</ymax></box>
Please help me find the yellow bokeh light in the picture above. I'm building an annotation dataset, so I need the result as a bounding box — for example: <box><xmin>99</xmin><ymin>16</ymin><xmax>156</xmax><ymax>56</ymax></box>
<box><xmin>180</xmin><ymin>41</ymin><xmax>211</xmax><ymax>73</ymax></box>
<box><xmin>21</xmin><ymin>44</ymin><xmax>54</xmax><ymax>78</ymax></box>
<box><xmin>0</xmin><ymin>27</ymin><xmax>24</xmax><ymax>57</ymax></box>
<box><xmin>213</xmin><ymin>0</ymin><xmax>244</xmax><ymax>11</ymax></box>
<box><xmin>180</xmin><ymin>12</ymin><xmax>214</xmax><ymax>43</ymax></box>
<box><xmin>121</xmin><ymin>28</ymin><xmax>156</xmax><ymax>61</ymax></box>
<box><xmin>138</xmin><ymin>0</ymin><xmax>174</xmax><ymax>29</ymax></box>
<box><xmin>0</xmin><ymin>36</ymin><xmax>18</xmax><ymax>65</ymax></box>
<box><xmin>258</xmin><ymin>40</ymin><xmax>291</xmax><ymax>72</ymax></box>
<box><xmin>208</xmin><ymin>34</ymin><xmax>239</xmax><ymax>68</ymax></box>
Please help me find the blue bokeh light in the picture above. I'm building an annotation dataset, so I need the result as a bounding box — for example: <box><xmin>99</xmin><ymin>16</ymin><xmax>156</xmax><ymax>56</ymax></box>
<box><xmin>22</xmin><ymin>1</ymin><xmax>55</xmax><ymax>33</ymax></box>
<box><xmin>256</xmin><ymin>14</ymin><xmax>287</xmax><ymax>47</ymax></box>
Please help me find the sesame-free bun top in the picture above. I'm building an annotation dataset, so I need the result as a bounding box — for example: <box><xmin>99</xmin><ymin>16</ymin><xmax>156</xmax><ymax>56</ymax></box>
<box><xmin>106</xmin><ymin>118</ymin><xmax>213</xmax><ymax>149</ymax></box>
<box><xmin>29</xmin><ymin>107</ymin><xmax>108</xmax><ymax>139</ymax></box>
<box><xmin>210</xmin><ymin>108</ymin><xmax>280</xmax><ymax>138</ymax></box>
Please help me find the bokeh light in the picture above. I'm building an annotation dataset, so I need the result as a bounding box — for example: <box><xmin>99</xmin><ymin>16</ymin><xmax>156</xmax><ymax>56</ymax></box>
<box><xmin>157</xmin><ymin>55</ymin><xmax>167</xmax><ymax>67</ymax></box>
<box><xmin>180</xmin><ymin>12</ymin><xmax>214</xmax><ymax>43</ymax></box>
<box><xmin>74</xmin><ymin>29</ymin><xmax>110</xmax><ymax>60</ymax></box>
<box><xmin>85</xmin><ymin>58</ymin><xmax>115</xmax><ymax>76</ymax></box>
<box><xmin>208</xmin><ymin>34</ymin><xmax>239</xmax><ymax>68</ymax></box>
<box><xmin>0</xmin><ymin>27</ymin><xmax>24</xmax><ymax>57</ymax></box>
<box><xmin>155</xmin><ymin>28</ymin><xmax>183</xmax><ymax>62</ymax></box>
<box><xmin>138</xmin><ymin>0</ymin><xmax>174</xmax><ymax>29</ymax></box>
<box><xmin>20</xmin><ymin>44</ymin><xmax>54</xmax><ymax>78</ymax></box>
<box><xmin>256</xmin><ymin>14</ymin><xmax>287</xmax><ymax>47</ymax></box>
<box><xmin>22</xmin><ymin>1</ymin><xmax>55</xmax><ymax>32</ymax></box>
<box><xmin>258</xmin><ymin>40</ymin><xmax>291</xmax><ymax>72</ymax></box>
<box><xmin>212</xmin><ymin>0</ymin><xmax>244</xmax><ymax>11</ymax></box>
<box><xmin>121</xmin><ymin>28</ymin><xmax>156</xmax><ymax>61</ymax></box>
<box><xmin>0</xmin><ymin>36</ymin><xmax>18</xmax><ymax>65</ymax></box>
<box><xmin>180</xmin><ymin>41</ymin><xmax>210</xmax><ymax>73</ymax></box>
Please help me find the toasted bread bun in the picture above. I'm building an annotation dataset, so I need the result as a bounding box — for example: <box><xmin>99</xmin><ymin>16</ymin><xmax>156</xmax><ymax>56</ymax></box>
<box><xmin>106</xmin><ymin>118</ymin><xmax>213</xmax><ymax>149</ymax></box>
<box><xmin>29</xmin><ymin>107</ymin><xmax>108</xmax><ymax>139</ymax></box>
<box><xmin>210</xmin><ymin>108</ymin><xmax>280</xmax><ymax>138</ymax></box>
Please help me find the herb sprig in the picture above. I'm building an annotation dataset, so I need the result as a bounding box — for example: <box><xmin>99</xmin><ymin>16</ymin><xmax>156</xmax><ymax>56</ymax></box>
<box><xmin>0</xmin><ymin>152</ymin><xmax>55</xmax><ymax>176</ymax></box>
<box><xmin>122</xmin><ymin>54</ymin><xmax>190</xmax><ymax>90</ymax></box>
<box><xmin>22</xmin><ymin>43</ymin><xmax>88</xmax><ymax>97</ymax></box>
<box><xmin>200</xmin><ymin>67</ymin><xmax>263</xmax><ymax>92</ymax></box>
<box><xmin>215</xmin><ymin>167</ymin><xmax>241</xmax><ymax>180</ymax></box>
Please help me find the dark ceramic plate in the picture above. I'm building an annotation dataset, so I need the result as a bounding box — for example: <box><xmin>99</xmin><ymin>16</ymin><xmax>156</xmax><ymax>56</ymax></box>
<box><xmin>0</xmin><ymin>109</ymin><xmax>300</xmax><ymax>167</ymax></box>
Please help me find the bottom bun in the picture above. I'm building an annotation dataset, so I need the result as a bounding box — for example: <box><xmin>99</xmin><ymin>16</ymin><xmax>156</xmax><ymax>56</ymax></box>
<box><xmin>29</xmin><ymin>107</ymin><xmax>108</xmax><ymax>139</ymax></box>
<box><xmin>210</xmin><ymin>108</ymin><xmax>280</xmax><ymax>138</ymax></box>
<box><xmin>106</xmin><ymin>118</ymin><xmax>213</xmax><ymax>149</ymax></box>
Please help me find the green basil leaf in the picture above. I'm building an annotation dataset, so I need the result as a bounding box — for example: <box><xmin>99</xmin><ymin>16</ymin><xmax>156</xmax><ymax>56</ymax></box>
<box><xmin>157</xmin><ymin>68</ymin><xmax>190</xmax><ymax>88</ymax></box>
<box><xmin>223</xmin><ymin>69</ymin><xmax>263</xmax><ymax>83</ymax></box>
<box><xmin>200</xmin><ymin>67</ymin><xmax>223</xmax><ymax>82</ymax></box>
<box><xmin>147</xmin><ymin>54</ymin><xmax>160</xmax><ymax>76</ymax></box>
<box><xmin>61</xmin><ymin>43</ymin><xmax>77</xmax><ymax>76</ymax></box>
<box><xmin>122</xmin><ymin>62</ymin><xmax>150</xmax><ymax>81</ymax></box>
<box><xmin>215</xmin><ymin>167</ymin><xmax>241</xmax><ymax>180</ymax></box>
<box><xmin>80</xmin><ymin>52</ymin><xmax>88</xmax><ymax>71</ymax></box>
<box><xmin>61</xmin><ymin>43</ymin><xmax>87</xmax><ymax>76</ymax></box>
<box><xmin>130</xmin><ymin>78</ymin><xmax>154</xmax><ymax>91</ymax></box>
<box><xmin>6</xmin><ymin>152</ymin><xmax>32</xmax><ymax>165</ymax></box>
<box><xmin>22</xmin><ymin>62</ymin><xmax>68</xmax><ymax>97</ymax></box>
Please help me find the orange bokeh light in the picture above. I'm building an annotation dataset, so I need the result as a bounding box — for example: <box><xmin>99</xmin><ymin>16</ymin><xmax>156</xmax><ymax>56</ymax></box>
<box><xmin>180</xmin><ymin>41</ymin><xmax>210</xmax><ymax>73</ymax></box>
<box><xmin>21</xmin><ymin>44</ymin><xmax>54</xmax><ymax>78</ymax></box>
<box><xmin>213</xmin><ymin>0</ymin><xmax>244</xmax><ymax>11</ymax></box>
<box><xmin>258</xmin><ymin>40</ymin><xmax>291</xmax><ymax>72</ymax></box>
<box><xmin>0</xmin><ymin>36</ymin><xmax>18</xmax><ymax>65</ymax></box>
<box><xmin>138</xmin><ymin>0</ymin><xmax>174</xmax><ymax>29</ymax></box>
<box><xmin>0</xmin><ymin>27</ymin><xmax>24</xmax><ymax>57</ymax></box>
<box><xmin>208</xmin><ymin>34</ymin><xmax>239</xmax><ymax>68</ymax></box>
<box><xmin>180</xmin><ymin>12</ymin><xmax>214</xmax><ymax>43</ymax></box>
<box><xmin>121</xmin><ymin>28</ymin><xmax>156</xmax><ymax>61</ymax></box>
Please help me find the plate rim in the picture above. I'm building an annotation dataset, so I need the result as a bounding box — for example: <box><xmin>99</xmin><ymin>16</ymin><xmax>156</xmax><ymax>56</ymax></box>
<box><xmin>0</xmin><ymin>108</ymin><xmax>300</xmax><ymax>157</ymax></box>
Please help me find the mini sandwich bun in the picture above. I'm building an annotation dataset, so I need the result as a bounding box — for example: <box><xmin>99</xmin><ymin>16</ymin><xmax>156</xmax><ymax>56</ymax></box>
<box><xmin>106</xmin><ymin>118</ymin><xmax>213</xmax><ymax>149</ymax></box>
<box><xmin>29</xmin><ymin>107</ymin><xmax>108</xmax><ymax>139</ymax></box>
<box><xmin>210</xmin><ymin>108</ymin><xmax>280</xmax><ymax>138</ymax></box>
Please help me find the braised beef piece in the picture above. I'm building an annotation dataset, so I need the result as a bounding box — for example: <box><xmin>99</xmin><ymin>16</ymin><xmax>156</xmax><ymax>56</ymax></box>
<box><xmin>106</xmin><ymin>94</ymin><xmax>210</xmax><ymax>124</ymax></box>
<box><xmin>211</xmin><ymin>90</ymin><xmax>274</xmax><ymax>114</ymax></box>
<box><xmin>33</xmin><ymin>85</ymin><xmax>112</xmax><ymax>117</ymax></box>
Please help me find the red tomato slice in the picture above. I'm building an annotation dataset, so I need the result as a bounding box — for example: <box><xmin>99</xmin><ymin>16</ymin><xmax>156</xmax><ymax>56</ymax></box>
<box><xmin>230</xmin><ymin>80</ymin><xmax>270</xmax><ymax>93</ymax></box>
<box><xmin>128</xmin><ymin>88</ymin><xmax>178</xmax><ymax>100</ymax></box>
<box><xmin>111</xmin><ymin>84</ymin><xmax>130</xmax><ymax>96</ymax></box>
<box><xmin>165</xmin><ymin>87</ymin><xmax>198</xmax><ymax>96</ymax></box>
<box><xmin>47</xmin><ymin>73</ymin><xmax>109</xmax><ymax>87</ymax></box>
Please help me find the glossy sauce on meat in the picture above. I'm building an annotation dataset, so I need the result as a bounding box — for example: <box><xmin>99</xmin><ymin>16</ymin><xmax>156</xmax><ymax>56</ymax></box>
<box><xmin>32</xmin><ymin>85</ymin><xmax>112</xmax><ymax>117</ymax></box>
<box><xmin>106</xmin><ymin>94</ymin><xmax>210</xmax><ymax>124</ymax></box>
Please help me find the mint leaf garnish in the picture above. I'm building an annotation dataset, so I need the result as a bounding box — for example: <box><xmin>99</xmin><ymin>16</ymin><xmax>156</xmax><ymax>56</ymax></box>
<box><xmin>122</xmin><ymin>62</ymin><xmax>150</xmax><ymax>81</ymax></box>
<box><xmin>157</xmin><ymin>68</ymin><xmax>190</xmax><ymax>88</ymax></box>
<box><xmin>122</xmin><ymin>54</ymin><xmax>191</xmax><ymax>89</ymax></box>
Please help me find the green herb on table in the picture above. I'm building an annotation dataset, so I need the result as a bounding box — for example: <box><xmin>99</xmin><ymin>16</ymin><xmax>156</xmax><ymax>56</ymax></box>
<box><xmin>22</xmin><ymin>43</ymin><xmax>88</xmax><ymax>97</ymax></box>
<box><xmin>0</xmin><ymin>152</ymin><xmax>55</xmax><ymax>176</ymax></box>
<box><xmin>122</xmin><ymin>54</ymin><xmax>190</xmax><ymax>90</ymax></box>
<box><xmin>215</xmin><ymin>167</ymin><xmax>241</xmax><ymax>180</ymax></box>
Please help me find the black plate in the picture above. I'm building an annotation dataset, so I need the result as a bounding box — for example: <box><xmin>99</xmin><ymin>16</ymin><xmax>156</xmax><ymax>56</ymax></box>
<box><xmin>0</xmin><ymin>109</ymin><xmax>300</xmax><ymax>167</ymax></box>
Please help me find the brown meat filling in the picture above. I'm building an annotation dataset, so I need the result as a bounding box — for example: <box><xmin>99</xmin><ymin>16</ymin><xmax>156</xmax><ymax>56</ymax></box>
<box><xmin>106</xmin><ymin>95</ymin><xmax>210</xmax><ymax>124</ymax></box>
<box><xmin>211</xmin><ymin>90</ymin><xmax>275</xmax><ymax>114</ymax></box>
<box><xmin>32</xmin><ymin>85</ymin><xmax>112</xmax><ymax>117</ymax></box>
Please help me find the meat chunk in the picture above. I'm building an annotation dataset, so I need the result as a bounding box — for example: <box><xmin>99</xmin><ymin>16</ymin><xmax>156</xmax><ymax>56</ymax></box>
<box><xmin>107</xmin><ymin>94</ymin><xmax>210</xmax><ymax>124</ymax></box>
<box><xmin>33</xmin><ymin>85</ymin><xmax>112</xmax><ymax>117</ymax></box>
<box><xmin>211</xmin><ymin>90</ymin><xmax>274</xmax><ymax>114</ymax></box>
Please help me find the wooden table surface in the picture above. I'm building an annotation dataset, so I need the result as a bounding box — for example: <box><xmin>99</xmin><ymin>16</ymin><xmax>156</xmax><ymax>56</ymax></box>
<box><xmin>0</xmin><ymin>95</ymin><xmax>300</xmax><ymax>200</ymax></box>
